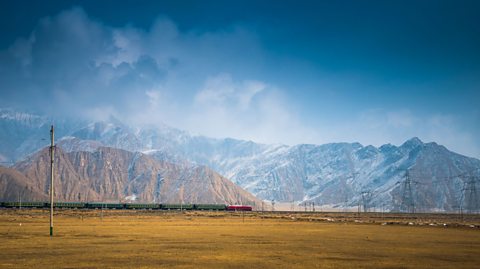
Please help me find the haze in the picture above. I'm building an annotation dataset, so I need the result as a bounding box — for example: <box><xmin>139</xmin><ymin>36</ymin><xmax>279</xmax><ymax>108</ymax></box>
<box><xmin>0</xmin><ymin>0</ymin><xmax>479</xmax><ymax>158</ymax></box>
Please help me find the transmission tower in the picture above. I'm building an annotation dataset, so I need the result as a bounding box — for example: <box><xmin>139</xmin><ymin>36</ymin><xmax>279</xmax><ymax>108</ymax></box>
<box><xmin>343</xmin><ymin>171</ymin><xmax>358</xmax><ymax>212</ymax></box>
<box><xmin>343</xmin><ymin>192</ymin><xmax>349</xmax><ymax>212</ymax></box>
<box><xmin>400</xmin><ymin>170</ymin><xmax>415</xmax><ymax>214</ymax></box>
<box><xmin>154</xmin><ymin>173</ymin><xmax>163</xmax><ymax>203</ymax></box>
<box><xmin>361</xmin><ymin>190</ymin><xmax>373</xmax><ymax>213</ymax></box>
<box><xmin>463</xmin><ymin>175</ymin><xmax>479</xmax><ymax>214</ymax></box>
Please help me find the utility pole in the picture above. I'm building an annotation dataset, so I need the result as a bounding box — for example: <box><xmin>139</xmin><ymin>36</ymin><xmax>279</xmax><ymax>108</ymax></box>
<box><xmin>18</xmin><ymin>190</ymin><xmax>21</xmax><ymax>210</ymax></box>
<box><xmin>49</xmin><ymin>125</ymin><xmax>55</xmax><ymax>237</ymax></box>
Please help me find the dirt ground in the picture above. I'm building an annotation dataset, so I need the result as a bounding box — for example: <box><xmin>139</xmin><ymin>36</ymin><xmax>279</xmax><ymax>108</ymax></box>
<box><xmin>0</xmin><ymin>209</ymin><xmax>479</xmax><ymax>269</ymax></box>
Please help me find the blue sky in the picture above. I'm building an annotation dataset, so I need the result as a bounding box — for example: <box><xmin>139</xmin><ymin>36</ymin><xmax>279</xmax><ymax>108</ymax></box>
<box><xmin>0</xmin><ymin>0</ymin><xmax>479</xmax><ymax>157</ymax></box>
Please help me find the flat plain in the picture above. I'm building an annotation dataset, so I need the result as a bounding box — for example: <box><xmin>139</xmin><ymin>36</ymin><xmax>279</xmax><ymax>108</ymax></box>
<box><xmin>0</xmin><ymin>209</ymin><xmax>479</xmax><ymax>269</ymax></box>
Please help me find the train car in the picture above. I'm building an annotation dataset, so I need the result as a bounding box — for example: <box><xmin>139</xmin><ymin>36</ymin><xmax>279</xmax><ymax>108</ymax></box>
<box><xmin>86</xmin><ymin>203</ymin><xmax>124</xmax><ymax>209</ymax></box>
<box><xmin>161</xmin><ymin>204</ymin><xmax>194</xmax><ymax>210</ymax></box>
<box><xmin>226</xmin><ymin>205</ymin><xmax>253</xmax><ymax>211</ymax></box>
<box><xmin>51</xmin><ymin>202</ymin><xmax>86</xmax><ymax>209</ymax></box>
<box><xmin>3</xmin><ymin>202</ymin><xmax>19</xmax><ymax>208</ymax></box>
<box><xmin>125</xmin><ymin>203</ymin><xmax>160</xmax><ymax>210</ymax></box>
<box><xmin>2</xmin><ymin>202</ymin><xmax>46</xmax><ymax>208</ymax></box>
<box><xmin>194</xmin><ymin>204</ymin><xmax>227</xmax><ymax>210</ymax></box>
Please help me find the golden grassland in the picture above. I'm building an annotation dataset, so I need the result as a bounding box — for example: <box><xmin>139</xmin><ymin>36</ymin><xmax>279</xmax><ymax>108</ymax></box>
<box><xmin>0</xmin><ymin>209</ymin><xmax>479</xmax><ymax>269</ymax></box>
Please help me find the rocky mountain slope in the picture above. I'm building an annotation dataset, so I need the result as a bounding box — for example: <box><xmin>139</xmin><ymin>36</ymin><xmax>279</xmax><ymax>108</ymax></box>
<box><xmin>0</xmin><ymin>166</ymin><xmax>48</xmax><ymax>202</ymax></box>
<box><xmin>211</xmin><ymin>138</ymin><xmax>480</xmax><ymax>212</ymax></box>
<box><xmin>68</xmin><ymin>118</ymin><xmax>480</xmax><ymax>211</ymax></box>
<box><xmin>9</xmin><ymin>146</ymin><xmax>260</xmax><ymax>205</ymax></box>
<box><xmin>1</xmin><ymin>109</ymin><xmax>479</xmax><ymax>212</ymax></box>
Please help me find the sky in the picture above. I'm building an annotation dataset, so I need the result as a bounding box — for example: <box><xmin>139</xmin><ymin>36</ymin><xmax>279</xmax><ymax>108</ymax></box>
<box><xmin>0</xmin><ymin>0</ymin><xmax>479</xmax><ymax>158</ymax></box>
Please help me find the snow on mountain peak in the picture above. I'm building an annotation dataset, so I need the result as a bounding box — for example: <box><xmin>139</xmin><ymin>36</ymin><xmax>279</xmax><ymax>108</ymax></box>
<box><xmin>1</xmin><ymin>108</ymin><xmax>480</xmax><ymax>212</ymax></box>
<box><xmin>401</xmin><ymin>137</ymin><xmax>424</xmax><ymax>148</ymax></box>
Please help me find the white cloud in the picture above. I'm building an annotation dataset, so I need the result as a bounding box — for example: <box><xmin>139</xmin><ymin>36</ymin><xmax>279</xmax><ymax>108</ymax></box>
<box><xmin>2</xmin><ymin>5</ymin><xmax>313</xmax><ymax>145</ymax></box>
<box><xmin>194</xmin><ymin>74</ymin><xmax>237</xmax><ymax>106</ymax></box>
<box><xmin>0</xmin><ymin>7</ymin><xmax>478</xmax><ymax>158</ymax></box>
<box><xmin>193</xmin><ymin>73</ymin><xmax>266</xmax><ymax>110</ymax></box>
<box><xmin>185</xmin><ymin>73</ymin><xmax>317</xmax><ymax>144</ymax></box>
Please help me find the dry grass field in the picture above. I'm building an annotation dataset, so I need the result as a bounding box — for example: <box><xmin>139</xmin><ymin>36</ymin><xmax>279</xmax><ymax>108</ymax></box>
<box><xmin>0</xmin><ymin>209</ymin><xmax>479</xmax><ymax>269</ymax></box>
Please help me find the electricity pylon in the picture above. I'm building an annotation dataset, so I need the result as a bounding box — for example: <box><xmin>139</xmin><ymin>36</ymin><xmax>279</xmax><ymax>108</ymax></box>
<box><xmin>361</xmin><ymin>190</ymin><xmax>373</xmax><ymax>213</ymax></box>
<box><xmin>400</xmin><ymin>170</ymin><xmax>415</xmax><ymax>214</ymax></box>
<box><xmin>463</xmin><ymin>175</ymin><xmax>479</xmax><ymax>214</ymax></box>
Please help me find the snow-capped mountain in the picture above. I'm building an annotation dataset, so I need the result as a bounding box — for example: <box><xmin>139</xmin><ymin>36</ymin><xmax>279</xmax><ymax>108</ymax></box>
<box><xmin>67</xmin><ymin>117</ymin><xmax>480</xmax><ymax>211</ymax></box>
<box><xmin>0</xmin><ymin>108</ymin><xmax>85</xmax><ymax>163</ymax></box>
<box><xmin>210</xmin><ymin>137</ymin><xmax>480</xmax><ymax>212</ymax></box>
<box><xmin>1</xmin><ymin>109</ymin><xmax>479</xmax><ymax>212</ymax></box>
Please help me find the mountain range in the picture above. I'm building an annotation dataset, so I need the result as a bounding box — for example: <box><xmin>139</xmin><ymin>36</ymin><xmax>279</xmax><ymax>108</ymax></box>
<box><xmin>1</xmin><ymin>108</ymin><xmax>479</xmax><ymax>212</ymax></box>
<box><xmin>5</xmin><ymin>144</ymin><xmax>259</xmax><ymax>205</ymax></box>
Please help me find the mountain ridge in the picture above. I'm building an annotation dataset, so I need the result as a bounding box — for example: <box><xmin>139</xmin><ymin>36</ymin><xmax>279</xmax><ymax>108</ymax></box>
<box><xmin>1</xmin><ymin>109</ymin><xmax>479</xmax><ymax>212</ymax></box>
<box><xmin>8</xmin><ymin>145</ymin><xmax>260</xmax><ymax>205</ymax></box>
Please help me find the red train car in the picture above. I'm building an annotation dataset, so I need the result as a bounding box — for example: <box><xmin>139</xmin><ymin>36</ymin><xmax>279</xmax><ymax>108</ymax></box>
<box><xmin>226</xmin><ymin>205</ymin><xmax>252</xmax><ymax>211</ymax></box>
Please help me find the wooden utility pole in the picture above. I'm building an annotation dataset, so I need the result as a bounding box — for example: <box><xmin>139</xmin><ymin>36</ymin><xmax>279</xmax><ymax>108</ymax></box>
<box><xmin>50</xmin><ymin>125</ymin><xmax>55</xmax><ymax>237</ymax></box>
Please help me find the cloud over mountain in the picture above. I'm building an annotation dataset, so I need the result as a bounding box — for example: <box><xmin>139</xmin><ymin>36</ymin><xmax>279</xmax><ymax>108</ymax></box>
<box><xmin>0</xmin><ymin>7</ymin><xmax>313</xmax><ymax>146</ymax></box>
<box><xmin>0</xmin><ymin>5</ymin><xmax>479</xmax><ymax>158</ymax></box>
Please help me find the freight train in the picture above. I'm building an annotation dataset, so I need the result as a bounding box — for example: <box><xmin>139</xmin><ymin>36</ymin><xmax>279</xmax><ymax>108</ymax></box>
<box><xmin>0</xmin><ymin>202</ymin><xmax>253</xmax><ymax>211</ymax></box>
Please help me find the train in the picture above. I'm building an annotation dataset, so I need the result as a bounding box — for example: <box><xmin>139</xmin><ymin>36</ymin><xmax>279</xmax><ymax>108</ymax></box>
<box><xmin>0</xmin><ymin>202</ymin><xmax>253</xmax><ymax>211</ymax></box>
<box><xmin>226</xmin><ymin>205</ymin><xmax>253</xmax><ymax>211</ymax></box>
